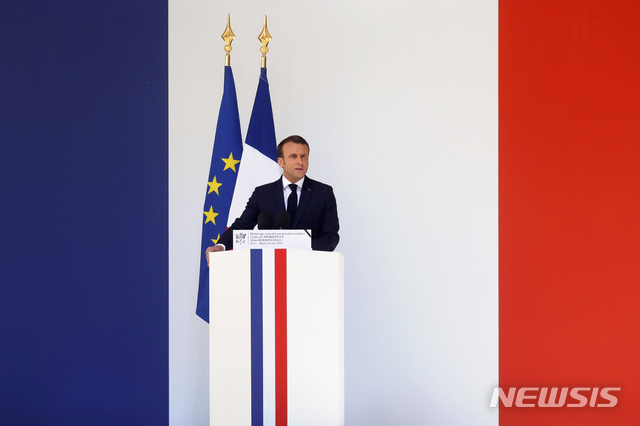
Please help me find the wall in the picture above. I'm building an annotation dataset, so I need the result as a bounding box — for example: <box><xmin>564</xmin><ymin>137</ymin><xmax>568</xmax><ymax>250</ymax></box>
<box><xmin>169</xmin><ymin>0</ymin><xmax>498</xmax><ymax>424</ymax></box>
<box><xmin>4</xmin><ymin>1</ymin><xmax>638</xmax><ymax>424</ymax></box>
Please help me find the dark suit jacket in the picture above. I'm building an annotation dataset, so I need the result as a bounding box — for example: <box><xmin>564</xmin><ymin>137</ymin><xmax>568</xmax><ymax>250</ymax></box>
<box><xmin>219</xmin><ymin>176</ymin><xmax>340</xmax><ymax>251</ymax></box>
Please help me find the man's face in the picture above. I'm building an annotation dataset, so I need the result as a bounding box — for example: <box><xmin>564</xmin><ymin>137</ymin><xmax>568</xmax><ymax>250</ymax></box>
<box><xmin>277</xmin><ymin>141</ymin><xmax>309</xmax><ymax>183</ymax></box>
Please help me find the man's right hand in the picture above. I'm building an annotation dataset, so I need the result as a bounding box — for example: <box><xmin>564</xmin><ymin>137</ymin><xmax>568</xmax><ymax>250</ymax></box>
<box><xmin>206</xmin><ymin>245</ymin><xmax>224</xmax><ymax>266</ymax></box>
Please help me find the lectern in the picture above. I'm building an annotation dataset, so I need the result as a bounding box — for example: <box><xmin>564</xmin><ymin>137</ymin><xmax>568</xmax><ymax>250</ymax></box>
<box><xmin>209</xmin><ymin>249</ymin><xmax>344</xmax><ymax>426</ymax></box>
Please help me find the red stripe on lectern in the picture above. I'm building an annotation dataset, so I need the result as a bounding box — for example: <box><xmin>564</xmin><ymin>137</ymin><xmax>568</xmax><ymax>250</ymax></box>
<box><xmin>274</xmin><ymin>249</ymin><xmax>288</xmax><ymax>426</ymax></box>
<box><xmin>500</xmin><ymin>1</ymin><xmax>640</xmax><ymax>424</ymax></box>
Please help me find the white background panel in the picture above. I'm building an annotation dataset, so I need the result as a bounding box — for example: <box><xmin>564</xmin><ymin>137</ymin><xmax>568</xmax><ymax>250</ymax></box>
<box><xmin>170</xmin><ymin>0</ymin><xmax>498</xmax><ymax>424</ymax></box>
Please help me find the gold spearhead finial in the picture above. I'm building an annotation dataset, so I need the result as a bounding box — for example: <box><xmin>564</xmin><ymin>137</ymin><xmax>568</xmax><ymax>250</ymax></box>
<box><xmin>221</xmin><ymin>14</ymin><xmax>235</xmax><ymax>66</ymax></box>
<box><xmin>258</xmin><ymin>15</ymin><xmax>272</xmax><ymax>68</ymax></box>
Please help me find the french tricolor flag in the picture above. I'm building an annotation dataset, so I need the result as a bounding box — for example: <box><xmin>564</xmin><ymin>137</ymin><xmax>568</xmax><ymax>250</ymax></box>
<box><xmin>227</xmin><ymin>67</ymin><xmax>282</xmax><ymax>225</ymax></box>
<box><xmin>209</xmin><ymin>249</ymin><xmax>344</xmax><ymax>426</ymax></box>
<box><xmin>5</xmin><ymin>1</ymin><xmax>640</xmax><ymax>424</ymax></box>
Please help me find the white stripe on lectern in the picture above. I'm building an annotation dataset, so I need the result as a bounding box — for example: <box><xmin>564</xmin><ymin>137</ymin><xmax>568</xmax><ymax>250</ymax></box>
<box><xmin>209</xmin><ymin>250</ymin><xmax>252</xmax><ymax>426</ymax></box>
<box><xmin>262</xmin><ymin>249</ymin><xmax>276</xmax><ymax>425</ymax></box>
<box><xmin>287</xmin><ymin>250</ymin><xmax>345</xmax><ymax>425</ymax></box>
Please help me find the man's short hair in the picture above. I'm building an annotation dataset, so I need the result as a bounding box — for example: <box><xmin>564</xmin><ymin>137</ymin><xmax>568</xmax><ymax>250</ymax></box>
<box><xmin>277</xmin><ymin>135</ymin><xmax>310</xmax><ymax>158</ymax></box>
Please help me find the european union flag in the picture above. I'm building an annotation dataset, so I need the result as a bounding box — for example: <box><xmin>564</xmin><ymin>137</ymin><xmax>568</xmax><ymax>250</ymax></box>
<box><xmin>196</xmin><ymin>66</ymin><xmax>243</xmax><ymax>322</ymax></box>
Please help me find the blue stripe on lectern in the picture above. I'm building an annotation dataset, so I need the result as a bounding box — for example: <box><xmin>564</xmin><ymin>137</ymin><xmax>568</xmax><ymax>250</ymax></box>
<box><xmin>250</xmin><ymin>249</ymin><xmax>264</xmax><ymax>425</ymax></box>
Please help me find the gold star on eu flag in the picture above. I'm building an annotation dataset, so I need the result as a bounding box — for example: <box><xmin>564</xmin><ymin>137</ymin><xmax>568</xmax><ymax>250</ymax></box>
<box><xmin>221</xmin><ymin>152</ymin><xmax>240</xmax><ymax>172</ymax></box>
<box><xmin>208</xmin><ymin>176</ymin><xmax>222</xmax><ymax>195</ymax></box>
<box><xmin>203</xmin><ymin>206</ymin><xmax>219</xmax><ymax>225</ymax></box>
<box><xmin>212</xmin><ymin>233</ymin><xmax>220</xmax><ymax>244</ymax></box>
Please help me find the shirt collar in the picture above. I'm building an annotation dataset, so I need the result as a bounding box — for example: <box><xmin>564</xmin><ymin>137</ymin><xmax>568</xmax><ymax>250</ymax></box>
<box><xmin>282</xmin><ymin>175</ymin><xmax>305</xmax><ymax>190</ymax></box>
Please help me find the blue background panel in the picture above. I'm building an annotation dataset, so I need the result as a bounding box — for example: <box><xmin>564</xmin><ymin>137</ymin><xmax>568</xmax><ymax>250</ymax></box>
<box><xmin>1</xmin><ymin>1</ymin><xmax>169</xmax><ymax>424</ymax></box>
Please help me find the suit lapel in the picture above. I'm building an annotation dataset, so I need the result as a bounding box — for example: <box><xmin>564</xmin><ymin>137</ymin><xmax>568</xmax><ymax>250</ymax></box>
<box><xmin>273</xmin><ymin>178</ymin><xmax>286</xmax><ymax>212</ymax></box>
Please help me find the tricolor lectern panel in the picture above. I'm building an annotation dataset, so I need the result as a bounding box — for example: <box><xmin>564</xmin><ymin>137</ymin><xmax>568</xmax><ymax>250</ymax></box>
<box><xmin>209</xmin><ymin>249</ymin><xmax>344</xmax><ymax>426</ymax></box>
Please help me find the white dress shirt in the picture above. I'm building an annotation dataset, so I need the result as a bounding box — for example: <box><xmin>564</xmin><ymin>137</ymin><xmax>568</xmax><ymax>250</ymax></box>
<box><xmin>282</xmin><ymin>175</ymin><xmax>305</xmax><ymax>209</ymax></box>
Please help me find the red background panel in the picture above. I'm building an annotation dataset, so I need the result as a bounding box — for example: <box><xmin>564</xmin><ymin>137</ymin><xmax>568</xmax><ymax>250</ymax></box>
<box><xmin>499</xmin><ymin>1</ymin><xmax>640</xmax><ymax>424</ymax></box>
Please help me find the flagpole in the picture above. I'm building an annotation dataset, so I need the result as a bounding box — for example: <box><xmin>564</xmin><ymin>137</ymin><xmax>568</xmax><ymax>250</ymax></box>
<box><xmin>258</xmin><ymin>15</ymin><xmax>272</xmax><ymax>69</ymax></box>
<box><xmin>222</xmin><ymin>13</ymin><xmax>235</xmax><ymax>67</ymax></box>
<box><xmin>226</xmin><ymin>14</ymin><xmax>280</xmax><ymax>227</ymax></box>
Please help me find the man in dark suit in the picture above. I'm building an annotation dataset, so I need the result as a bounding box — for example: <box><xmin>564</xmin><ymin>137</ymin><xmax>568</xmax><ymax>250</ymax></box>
<box><xmin>206</xmin><ymin>135</ymin><xmax>339</xmax><ymax>261</ymax></box>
